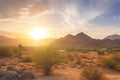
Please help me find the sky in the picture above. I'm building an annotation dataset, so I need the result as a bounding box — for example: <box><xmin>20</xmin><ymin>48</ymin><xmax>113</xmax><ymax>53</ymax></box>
<box><xmin>0</xmin><ymin>0</ymin><xmax>120</xmax><ymax>39</ymax></box>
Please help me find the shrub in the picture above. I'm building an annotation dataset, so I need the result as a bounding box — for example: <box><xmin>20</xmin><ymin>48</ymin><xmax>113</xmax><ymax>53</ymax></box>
<box><xmin>102</xmin><ymin>59</ymin><xmax>117</xmax><ymax>69</ymax></box>
<box><xmin>0</xmin><ymin>47</ymin><xmax>13</xmax><ymax>57</ymax></box>
<box><xmin>65</xmin><ymin>47</ymin><xmax>76</xmax><ymax>52</ymax></box>
<box><xmin>32</xmin><ymin>48</ymin><xmax>62</xmax><ymax>75</ymax></box>
<box><xmin>97</xmin><ymin>50</ymin><xmax>105</xmax><ymax>55</ymax></box>
<box><xmin>21</xmin><ymin>55</ymin><xmax>32</xmax><ymax>62</ymax></box>
<box><xmin>81</xmin><ymin>67</ymin><xmax>105</xmax><ymax>80</ymax></box>
<box><xmin>107</xmin><ymin>48</ymin><xmax>120</xmax><ymax>54</ymax></box>
<box><xmin>102</xmin><ymin>54</ymin><xmax>120</xmax><ymax>71</ymax></box>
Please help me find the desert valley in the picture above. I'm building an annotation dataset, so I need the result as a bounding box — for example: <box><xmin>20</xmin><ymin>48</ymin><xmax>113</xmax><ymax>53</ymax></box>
<box><xmin>0</xmin><ymin>32</ymin><xmax>120</xmax><ymax>80</ymax></box>
<box><xmin>0</xmin><ymin>0</ymin><xmax>120</xmax><ymax>80</ymax></box>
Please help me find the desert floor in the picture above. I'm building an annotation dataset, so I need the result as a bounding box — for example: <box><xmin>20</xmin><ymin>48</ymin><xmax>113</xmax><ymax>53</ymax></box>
<box><xmin>0</xmin><ymin>53</ymin><xmax>120</xmax><ymax>80</ymax></box>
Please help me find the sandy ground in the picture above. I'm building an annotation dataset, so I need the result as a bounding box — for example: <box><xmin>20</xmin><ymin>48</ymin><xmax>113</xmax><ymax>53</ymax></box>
<box><xmin>34</xmin><ymin>67</ymin><xmax>120</xmax><ymax>80</ymax></box>
<box><xmin>99</xmin><ymin>67</ymin><xmax>120</xmax><ymax>80</ymax></box>
<box><xmin>0</xmin><ymin>56</ymin><xmax>120</xmax><ymax>80</ymax></box>
<box><xmin>35</xmin><ymin>68</ymin><xmax>81</xmax><ymax>80</ymax></box>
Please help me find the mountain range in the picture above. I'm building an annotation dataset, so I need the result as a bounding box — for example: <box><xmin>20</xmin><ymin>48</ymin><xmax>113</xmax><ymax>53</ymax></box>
<box><xmin>104</xmin><ymin>34</ymin><xmax>120</xmax><ymax>40</ymax></box>
<box><xmin>0</xmin><ymin>31</ymin><xmax>55</xmax><ymax>46</ymax></box>
<box><xmin>0</xmin><ymin>32</ymin><xmax>120</xmax><ymax>47</ymax></box>
<box><xmin>0</xmin><ymin>35</ymin><xmax>54</xmax><ymax>46</ymax></box>
<box><xmin>53</xmin><ymin>32</ymin><xmax>120</xmax><ymax>48</ymax></box>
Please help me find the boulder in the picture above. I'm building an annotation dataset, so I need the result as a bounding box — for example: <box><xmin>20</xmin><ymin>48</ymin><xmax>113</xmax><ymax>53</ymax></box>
<box><xmin>7</xmin><ymin>65</ymin><xmax>16</xmax><ymax>71</ymax></box>
<box><xmin>0</xmin><ymin>71</ymin><xmax>18</xmax><ymax>80</ymax></box>
<box><xmin>19</xmin><ymin>70</ymin><xmax>36</xmax><ymax>80</ymax></box>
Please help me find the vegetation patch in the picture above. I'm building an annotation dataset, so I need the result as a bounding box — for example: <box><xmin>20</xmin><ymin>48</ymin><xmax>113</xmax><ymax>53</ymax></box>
<box><xmin>81</xmin><ymin>67</ymin><xmax>106</xmax><ymax>80</ymax></box>
<box><xmin>0</xmin><ymin>47</ymin><xmax>14</xmax><ymax>57</ymax></box>
<box><xmin>32</xmin><ymin>47</ymin><xmax>63</xmax><ymax>75</ymax></box>
<box><xmin>102</xmin><ymin>54</ymin><xmax>120</xmax><ymax>71</ymax></box>
<box><xmin>21</xmin><ymin>55</ymin><xmax>32</xmax><ymax>63</ymax></box>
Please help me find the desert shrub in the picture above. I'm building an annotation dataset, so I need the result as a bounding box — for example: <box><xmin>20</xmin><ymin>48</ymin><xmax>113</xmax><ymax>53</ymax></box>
<box><xmin>81</xmin><ymin>67</ymin><xmax>105</xmax><ymax>80</ymax></box>
<box><xmin>65</xmin><ymin>47</ymin><xmax>76</xmax><ymax>52</ymax></box>
<box><xmin>82</xmin><ymin>50</ymin><xmax>89</xmax><ymax>53</ymax></box>
<box><xmin>32</xmin><ymin>48</ymin><xmax>63</xmax><ymax>75</ymax></box>
<box><xmin>97</xmin><ymin>50</ymin><xmax>105</xmax><ymax>55</ymax></box>
<box><xmin>102</xmin><ymin>59</ymin><xmax>117</xmax><ymax>69</ymax></box>
<box><xmin>21</xmin><ymin>55</ymin><xmax>32</xmax><ymax>62</ymax></box>
<box><xmin>0</xmin><ymin>47</ymin><xmax>13</xmax><ymax>57</ymax></box>
<box><xmin>80</xmin><ymin>48</ymin><xmax>90</xmax><ymax>53</ymax></box>
<box><xmin>107</xmin><ymin>48</ymin><xmax>120</xmax><ymax>53</ymax></box>
<box><xmin>102</xmin><ymin>54</ymin><xmax>120</xmax><ymax>71</ymax></box>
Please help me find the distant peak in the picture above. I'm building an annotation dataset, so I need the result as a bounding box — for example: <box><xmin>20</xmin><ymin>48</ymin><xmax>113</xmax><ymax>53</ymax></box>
<box><xmin>77</xmin><ymin>32</ymin><xmax>84</xmax><ymax>34</ymax></box>
<box><xmin>104</xmin><ymin>34</ymin><xmax>120</xmax><ymax>40</ymax></box>
<box><xmin>65</xmin><ymin>34</ymin><xmax>74</xmax><ymax>38</ymax></box>
<box><xmin>75</xmin><ymin>32</ymin><xmax>92</xmax><ymax>39</ymax></box>
<box><xmin>76</xmin><ymin>32</ymin><xmax>87</xmax><ymax>36</ymax></box>
<box><xmin>112</xmin><ymin>34</ymin><xmax>120</xmax><ymax>36</ymax></box>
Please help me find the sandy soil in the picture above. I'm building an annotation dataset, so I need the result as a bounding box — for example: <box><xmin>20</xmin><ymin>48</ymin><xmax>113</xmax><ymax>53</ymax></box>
<box><xmin>98</xmin><ymin>67</ymin><xmax>120</xmax><ymax>80</ymax></box>
<box><xmin>0</xmin><ymin>55</ymin><xmax>120</xmax><ymax>80</ymax></box>
<box><xmin>35</xmin><ymin>67</ymin><xmax>120</xmax><ymax>80</ymax></box>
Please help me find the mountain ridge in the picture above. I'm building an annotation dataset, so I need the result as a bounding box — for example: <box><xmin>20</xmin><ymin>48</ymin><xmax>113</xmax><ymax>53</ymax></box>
<box><xmin>104</xmin><ymin>34</ymin><xmax>120</xmax><ymax>40</ymax></box>
<box><xmin>53</xmin><ymin>32</ymin><xmax>120</xmax><ymax>48</ymax></box>
<box><xmin>0</xmin><ymin>32</ymin><xmax>120</xmax><ymax>47</ymax></box>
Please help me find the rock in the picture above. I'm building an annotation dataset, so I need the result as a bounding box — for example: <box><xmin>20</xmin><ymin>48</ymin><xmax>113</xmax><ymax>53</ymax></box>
<box><xmin>76</xmin><ymin>60</ymin><xmax>81</xmax><ymax>65</ymax></box>
<box><xmin>7</xmin><ymin>65</ymin><xmax>16</xmax><ymax>71</ymax></box>
<box><xmin>0</xmin><ymin>71</ymin><xmax>19</xmax><ymax>80</ymax></box>
<box><xmin>71</xmin><ymin>64</ymin><xmax>76</xmax><ymax>68</ymax></box>
<box><xmin>76</xmin><ymin>65</ymin><xmax>81</xmax><ymax>69</ymax></box>
<box><xmin>16</xmin><ymin>68</ymin><xmax>26</xmax><ymax>74</ymax></box>
<box><xmin>20</xmin><ymin>70</ymin><xmax>36</xmax><ymax>80</ymax></box>
<box><xmin>0</xmin><ymin>65</ymin><xmax>19</xmax><ymax>80</ymax></box>
<box><xmin>116</xmin><ymin>64</ymin><xmax>120</xmax><ymax>71</ymax></box>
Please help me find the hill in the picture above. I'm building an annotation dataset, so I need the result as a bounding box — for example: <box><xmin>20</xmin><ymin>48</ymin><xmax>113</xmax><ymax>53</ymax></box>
<box><xmin>53</xmin><ymin>32</ymin><xmax>120</xmax><ymax>48</ymax></box>
<box><xmin>0</xmin><ymin>32</ymin><xmax>120</xmax><ymax>47</ymax></box>
<box><xmin>104</xmin><ymin>34</ymin><xmax>120</xmax><ymax>40</ymax></box>
<box><xmin>0</xmin><ymin>35</ymin><xmax>54</xmax><ymax>46</ymax></box>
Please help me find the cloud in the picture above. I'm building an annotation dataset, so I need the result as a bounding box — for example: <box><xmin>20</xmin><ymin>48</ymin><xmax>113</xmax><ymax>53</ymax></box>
<box><xmin>0</xmin><ymin>0</ymin><xmax>113</xmax><ymax>20</ymax></box>
<box><xmin>0</xmin><ymin>0</ymin><xmax>119</xmax><ymax>38</ymax></box>
<box><xmin>0</xmin><ymin>0</ymin><xmax>30</xmax><ymax>18</ymax></box>
<box><xmin>0</xmin><ymin>0</ymin><xmax>51</xmax><ymax>18</ymax></box>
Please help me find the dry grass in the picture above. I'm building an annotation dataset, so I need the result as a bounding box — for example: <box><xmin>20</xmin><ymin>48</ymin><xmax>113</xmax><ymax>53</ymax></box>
<box><xmin>0</xmin><ymin>47</ymin><xmax>14</xmax><ymax>57</ymax></box>
<box><xmin>32</xmin><ymin>48</ymin><xmax>63</xmax><ymax>75</ymax></box>
<box><xmin>81</xmin><ymin>67</ymin><xmax>106</xmax><ymax>80</ymax></box>
<box><xmin>102</xmin><ymin>54</ymin><xmax>120</xmax><ymax>71</ymax></box>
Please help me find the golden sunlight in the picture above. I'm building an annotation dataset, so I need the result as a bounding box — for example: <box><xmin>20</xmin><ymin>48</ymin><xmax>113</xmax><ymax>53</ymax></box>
<box><xmin>30</xmin><ymin>28</ymin><xmax>47</xmax><ymax>40</ymax></box>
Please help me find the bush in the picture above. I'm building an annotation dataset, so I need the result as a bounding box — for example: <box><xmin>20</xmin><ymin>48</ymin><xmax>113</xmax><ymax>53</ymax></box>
<box><xmin>81</xmin><ymin>67</ymin><xmax>105</xmax><ymax>80</ymax></box>
<box><xmin>107</xmin><ymin>48</ymin><xmax>120</xmax><ymax>54</ymax></box>
<box><xmin>102</xmin><ymin>54</ymin><xmax>120</xmax><ymax>71</ymax></box>
<box><xmin>21</xmin><ymin>55</ymin><xmax>32</xmax><ymax>62</ymax></box>
<box><xmin>97</xmin><ymin>50</ymin><xmax>105</xmax><ymax>55</ymax></box>
<box><xmin>0</xmin><ymin>47</ymin><xmax>13</xmax><ymax>57</ymax></box>
<box><xmin>80</xmin><ymin>48</ymin><xmax>90</xmax><ymax>53</ymax></box>
<box><xmin>32</xmin><ymin>48</ymin><xmax>62</xmax><ymax>75</ymax></box>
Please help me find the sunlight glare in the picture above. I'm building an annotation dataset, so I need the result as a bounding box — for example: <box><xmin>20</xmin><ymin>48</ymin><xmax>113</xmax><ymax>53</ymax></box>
<box><xmin>30</xmin><ymin>28</ymin><xmax>47</xmax><ymax>40</ymax></box>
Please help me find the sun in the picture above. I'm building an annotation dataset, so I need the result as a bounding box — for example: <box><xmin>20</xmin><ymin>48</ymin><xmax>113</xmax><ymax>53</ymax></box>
<box><xmin>30</xmin><ymin>28</ymin><xmax>47</xmax><ymax>40</ymax></box>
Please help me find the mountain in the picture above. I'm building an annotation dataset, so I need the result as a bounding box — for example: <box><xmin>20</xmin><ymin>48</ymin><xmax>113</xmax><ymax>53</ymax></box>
<box><xmin>53</xmin><ymin>32</ymin><xmax>120</xmax><ymax>48</ymax></box>
<box><xmin>0</xmin><ymin>35</ymin><xmax>54</xmax><ymax>46</ymax></box>
<box><xmin>104</xmin><ymin>34</ymin><xmax>120</xmax><ymax>40</ymax></box>
<box><xmin>0</xmin><ymin>31</ymin><xmax>25</xmax><ymax>38</ymax></box>
<box><xmin>75</xmin><ymin>32</ymin><xmax>92</xmax><ymax>40</ymax></box>
<box><xmin>0</xmin><ymin>35</ymin><xmax>29</xmax><ymax>46</ymax></box>
<box><xmin>0</xmin><ymin>32</ymin><xmax>120</xmax><ymax>47</ymax></box>
<box><xmin>54</xmin><ymin>32</ymin><xmax>101</xmax><ymax>47</ymax></box>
